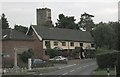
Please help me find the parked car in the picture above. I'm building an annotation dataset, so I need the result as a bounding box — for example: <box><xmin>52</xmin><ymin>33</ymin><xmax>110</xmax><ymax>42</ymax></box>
<box><xmin>32</xmin><ymin>59</ymin><xmax>54</xmax><ymax>68</ymax></box>
<box><xmin>49</xmin><ymin>56</ymin><xmax>68</xmax><ymax>61</ymax></box>
<box><xmin>32</xmin><ymin>59</ymin><xmax>46</xmax><ymax>65</ymax></box>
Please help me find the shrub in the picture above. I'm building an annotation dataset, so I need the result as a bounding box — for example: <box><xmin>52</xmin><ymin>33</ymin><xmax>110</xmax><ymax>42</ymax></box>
<box><xmin>116</xmin><ymin>52</ymin><xmax>120</xmax><ymax>75</ymax></box>
<box><xmin>46</xmin><ymin>49</ymin><xmax>61</xmax><ymax>58</ymax></box>
<box><xmin>85</xmin><ymin>49</ymin><xmax>95</xmax><ymax>58</ymax></box>
<box><xmin>19</xmin><ymin>49</ymin><xmax>34</xmax><ymax>63</ymax></box>
<box><xmin>49</xmin><ymin>60</ymin><xmax>68</xmax><ymax>64</ymax></box>
<box><xmin>96</xmin><ymin>50</ymin><xmax>119</xmax><ymax>69</ymax></box>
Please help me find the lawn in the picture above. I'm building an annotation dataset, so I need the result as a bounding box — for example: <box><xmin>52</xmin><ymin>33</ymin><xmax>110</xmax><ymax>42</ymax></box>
<box><xmin>93</xmin><ymin>68</ymin><xmax>116</xmax><ymax>75</ymax></box>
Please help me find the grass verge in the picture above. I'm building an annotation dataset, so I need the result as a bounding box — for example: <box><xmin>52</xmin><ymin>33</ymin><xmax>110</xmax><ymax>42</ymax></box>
<box><xmin>93</xmin><ymin>68</ymin><xmax>115</xmax><ymax>75</ymax></box>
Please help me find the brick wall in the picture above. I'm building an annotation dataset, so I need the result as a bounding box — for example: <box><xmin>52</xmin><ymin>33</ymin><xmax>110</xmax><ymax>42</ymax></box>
<box><xmin>2</xmin><ymin>40</ymin><xmax>34</xmax><ymax>67</ymax></box>
<box><xmin>32</xmin><ymin>31</ymin><xmax>49</xmax><ymax>60</ymax></box>
<box><xmin>2</xmin><ymin>40</ymin><xmax>34</xmax><ymax>52</ymax></box>
<box><xmin>1</xmin><ymin>29</ymin><xmax>50</xmax><ymax>68</ymax></box>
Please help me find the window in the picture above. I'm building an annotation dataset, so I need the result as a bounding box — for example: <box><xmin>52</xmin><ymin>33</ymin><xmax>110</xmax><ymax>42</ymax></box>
<box><xmin>91</xmin><ymin>44</ymin><xmax>94</xmax><ymax>47</ymax></box>
<box><xmin>62</xmin><ymin>42</ymin><xmax>66</xmax><ymax>46</ymax></box>
<box><xmin>70</xmin><ymin>42</ymin><xmax>74</xmax><ymax>46</ymax></box>
<box><xmin>45</xmin><ymin>41</ymin><xmax>50</xmax><ymax>46</ymax></box>
<box><xmin>80</xmin><ymin>43</ymin><xmax>83</xmax><ymax>47</ymax></box>
<box><xmin>54</xmin><ymin>41</ymin><xmax>58</xmax><ymax>46</ymax></box>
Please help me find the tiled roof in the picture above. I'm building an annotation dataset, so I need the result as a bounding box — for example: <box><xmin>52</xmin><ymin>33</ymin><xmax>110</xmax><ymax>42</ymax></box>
<box><xmin>2</xmin><ymin>29</ymin><xmax>33</xmax><ymax>41</ymax></box>
<box><xmin>31</xmin><ymin>25</ymin><xmax>94</xmax><ymax>42</ymax></box>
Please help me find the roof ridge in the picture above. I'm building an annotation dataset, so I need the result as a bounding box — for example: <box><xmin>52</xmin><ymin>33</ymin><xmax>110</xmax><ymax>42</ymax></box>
<box><xmin>32</xmin><ymin>25</ymin><xmax>86</xmax><ymax>32</ymax></box>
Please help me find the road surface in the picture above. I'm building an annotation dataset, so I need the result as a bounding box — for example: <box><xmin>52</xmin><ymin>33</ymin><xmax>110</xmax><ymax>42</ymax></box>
<box><xmin>43</xmin><ymin>59</ymin><xmax>98</xmax><ymax>75</ymax></box>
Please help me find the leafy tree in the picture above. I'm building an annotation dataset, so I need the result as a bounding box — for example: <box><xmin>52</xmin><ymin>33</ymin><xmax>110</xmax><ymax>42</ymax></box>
<box><xmin>14</xmin><ymin>24</ymin><xmax>28</xmax><ymax>34</ymax></box>
<box><xmin>78</xmin><ymin>12</ymin><xmax>95</xmax><ymax>31</ymax></box>
<box><xmin>92</xmin><ymin>23</ymin><xmax>115</xmax><ymax>49</ymax></box>
<box><xmin>118</xmin><ymin>23</ymin><xmax>120</xmax><ymax>50</ymax></box>
<box><xmin>107</xmin><ymin>22</ymin><xmax>120</xmax><ymax>50</ymax></box>
<box><xmin>19</xmin><ymin>49</ymin><xmax>34</xmax><ymax>63</ymax></box>
<box><xmin>55</xmin><ymin>14</ymin><xmax>79</xmax><ymax>30</ymax></box>
<box><xmin>1</xmin><ymin>13</ymin><xmax>10</xmax><ymax>29</ymax></box>
<box><xmin>95</xmin><ymin>22</ymin><xmax>107</xmax><ymax>27</ymax></box>
<box><xmin>116</xmin><ymin>22</ymin><xmax>120</xmax><ymax>77</ymax></box>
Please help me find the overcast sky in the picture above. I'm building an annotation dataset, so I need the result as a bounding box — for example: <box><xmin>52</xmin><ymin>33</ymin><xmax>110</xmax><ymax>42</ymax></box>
<box><xmin>0</xmin><ymin>0</ymin><xmax>120</xmax><ymax>28</ymax></box>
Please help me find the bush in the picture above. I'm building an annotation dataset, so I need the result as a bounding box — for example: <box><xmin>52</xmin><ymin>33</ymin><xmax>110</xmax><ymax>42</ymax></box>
<box><xmin>116</xmin><ymin>52</ymin><xmax>120</xmax><ymax>75</ymax></box>
<box><xmin>49</xmin><ymin>60</ymin><xmax>68</xmax><ymax>64</ymax></box>
<box><xmin>85</xmin><ymin>49</ymin><xmax>95</xmax><ymax>58</ymax></box>
<box><xmin>46</xmin><ymin>49</ymin><xmax>61</xmax><ymax>58</ymax></box>
<box><xmin>19</xmin><ymin>49</ymin><xmax>34</xmax><ymax>63</ymax></box>
<box><xmin>96</xmin><ymin>50</ymin><xmax>119</xmax><ymax>69</ymax></box>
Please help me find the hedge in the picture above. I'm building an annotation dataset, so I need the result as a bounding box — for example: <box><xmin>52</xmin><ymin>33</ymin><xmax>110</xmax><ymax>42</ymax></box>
<box><xmin>96</xmin><ymin>50</ymin><xmax>119</xmax><ymax>69</ymax></box>
<box><xmin>46</xmin><ymin>49</ymin><xmax>61</xmax><ymax>58</ymax></box>
<box><xmin>49</xmin><ymin>60</ymin><xmax>68</xmax><ymax>64</ymax></box>
<box><xmin>116</xmin><ymin>52</ymin><xmax>120</xmax><ymax>75</ymax></box>
<box><xmin>85</xmin><ymin>49</ymin><xmax>96</xmax><ymax>58</ymax></box>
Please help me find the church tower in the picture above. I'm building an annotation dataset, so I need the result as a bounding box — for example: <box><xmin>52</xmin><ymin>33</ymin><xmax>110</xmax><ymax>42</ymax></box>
<box><xmin>36</xmin><ymin>8</ymin><xmax>52</xmax><ymax>26</ymax></box>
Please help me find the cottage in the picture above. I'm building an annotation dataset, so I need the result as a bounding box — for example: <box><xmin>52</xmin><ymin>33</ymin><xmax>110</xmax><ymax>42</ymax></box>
<box><xmin>27</xmin><ymin>25</ymin><xmax>95</xmax><ymax>60</ymax></box>
<box><xmin>1</xmin><ymin>25</ymin><xmax>95</xmax><ymax>67</ymax></box>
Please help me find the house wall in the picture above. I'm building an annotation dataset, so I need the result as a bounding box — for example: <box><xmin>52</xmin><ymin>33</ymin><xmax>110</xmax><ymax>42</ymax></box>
<box><xmin>43</xmin><ymin>40</ymin><xmax>95</xmax><ymax>50</ymax></box>
<box><xmin>1</xmin><ymin>29</ymin><xmax>49</xmax><ymax>67</ymax></box>
<box><xmin>2</xmin><ymin>40</ymin><xmax>34</xmax><ymax>55</ymax></box>
<box><xmin>32</xmin><ymin>31</ymin><xmax>49</xmax><ymax>60</ymax></box>
<box><xmin>2</xmin><ymin>40</ymin><xmax>34</xmax><ymax>67</ymax></box>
